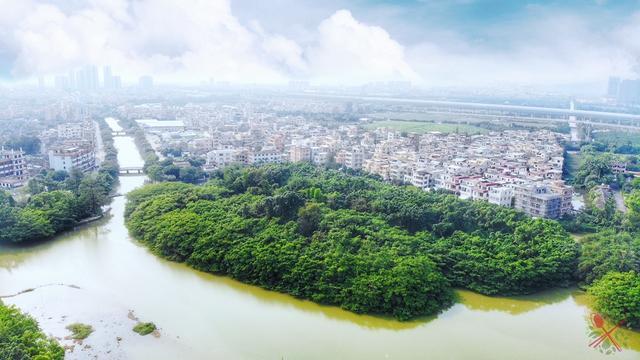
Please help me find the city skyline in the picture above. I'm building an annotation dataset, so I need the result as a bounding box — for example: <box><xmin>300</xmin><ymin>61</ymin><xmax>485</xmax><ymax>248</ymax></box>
<box><xmin>1</xmin><ymin>0</ymin><xmax>640</xmax><ymax>92</ymax></box>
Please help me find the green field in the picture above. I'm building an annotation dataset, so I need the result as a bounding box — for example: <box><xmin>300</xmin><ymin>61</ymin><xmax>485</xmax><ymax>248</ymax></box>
<box><xmin>367</xmin><ymin>112</ymin><xmax>489</xmax><ymax>123</ymax></box>
<box><xmin>593</xmin><ymin>130</ymin><xmax>640</xmax><ymax>146</ymax></box>
<box><xmin>364</xmin><ymin>120</ymin><xmax>489</xmax><ymax>135</ymax></box>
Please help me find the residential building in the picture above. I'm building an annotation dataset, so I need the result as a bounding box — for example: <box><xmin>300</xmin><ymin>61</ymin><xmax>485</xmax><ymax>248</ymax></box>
<box><xmin>0</xmin><ymin>147</ymin><xmax>26</xmax><ymax>188</ymax></box>
<box><xmin>513</xmin><ymin>183</ymin><xmax>568</xmax><ymax>219</ymax></box>
<box><xmin>48</xmin><ymin>145</ymin><xmax>96</xmax><ymax>173</ymax></box>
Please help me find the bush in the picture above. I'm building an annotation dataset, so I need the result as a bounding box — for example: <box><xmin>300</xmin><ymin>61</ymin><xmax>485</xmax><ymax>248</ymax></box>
<box><xmin>65</xmin><ymin>323</ymin><xmax>94</xmax><ymax>340</ymax></box>
<box><xmin>133</xmin><ymin>322</ymin><xmax>157</xmax><ymax>335</ymax></box>
<box><xmin>578</xmin><ymin>231</ymin><xmax>640</xmax><ymax>285</ymax></box>
<box><xmin>589</xmin><ymin>271</ymin><xmax>640</xmax><ymax>329</ymax></box>
<box><xmin>0</xmin><ymin>302</ymin><xmax>64</xmax><ymax>359</ymax></box>
<box><xmin>126</xmin><ymin>164</ymin><xmax>580</xmax><ymax>320</ymax></box>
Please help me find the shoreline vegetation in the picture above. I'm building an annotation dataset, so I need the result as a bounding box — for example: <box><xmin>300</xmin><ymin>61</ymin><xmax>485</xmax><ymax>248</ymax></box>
<box><xmin>0</xmin><ymin>117</ymin><xmax>119</xmax><ymax>245</ymax></box>
<box><xmin>125</xmin><ymin>163</ymin><xmax>584</xmax><ymax>320</ymax></box>
<box><xmin>0</xmin><ymin>300</ymin><xmax>65</xmax><ymax>359</ymax></box>
<box><xmin>125</xmin><ymin>164</ymin><xmax>639</xmax><ymax>325</ymax></box>
<box><xmin>119</xmin><ymin>117</ymin><xmax>206</xmax><ymax>183</ymax></box>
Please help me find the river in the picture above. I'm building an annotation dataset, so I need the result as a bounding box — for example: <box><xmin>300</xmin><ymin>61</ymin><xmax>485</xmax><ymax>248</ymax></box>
<box><xmin>1</xmin><ymin>118</ymin><xmax>638</xmax><ymax>359</ymax></box>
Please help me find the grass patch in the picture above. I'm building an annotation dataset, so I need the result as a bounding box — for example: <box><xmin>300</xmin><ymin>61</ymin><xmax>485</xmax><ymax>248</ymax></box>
<box><xmin>593</xmin><ymin>130</ymin><xmax>640</xmax><ymax>147</ymax></box>
<box><xmin>133</xmin><ymin>322</ymin><xmax>156</xmax><ymax>336</ymax></box>
<box><xmin>368</xmin><ymin>112</ymin><xmax>490</xmax><ymax>122</ymax></box>
<box><xmin>66</xmin><ymin>323</ymin><xmax>94</xmax><ymax>340</ymax></box>
<box><xmin>364</xmin><ymin>120</ymin><xmax>488</xmax><ymax>135</ymax></box>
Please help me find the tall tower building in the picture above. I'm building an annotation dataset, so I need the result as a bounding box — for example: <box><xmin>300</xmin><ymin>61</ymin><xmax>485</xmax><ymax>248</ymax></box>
<box><xmin>607</xmin><ymin>76</ymin><xmax>620</xmax><ymax>98</ymax></box>
<box><xmin>89</xmin><ymin>65</ymin><xmax>99</xmax><ymax>90</ymax></box>
<box><xmin>139</xmin><ymin>75</ymin><xmax>154</xmax><ymax>89</ymax></box>
<box><xmin>618</xmin><ymin>79</ymin><xmax>640</xmax><ymax>104</ymax></box>
<box><xmin>103</xmin><ymin>66</ymin><xmax>113</xmax><ymax>89</ymax></box>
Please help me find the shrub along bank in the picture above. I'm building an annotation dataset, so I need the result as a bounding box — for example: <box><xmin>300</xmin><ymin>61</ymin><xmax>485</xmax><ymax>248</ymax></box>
<box><xmin>126</xmin><ymin>164</ymin><xmax>582</xmax><ymax>320</ymax></box>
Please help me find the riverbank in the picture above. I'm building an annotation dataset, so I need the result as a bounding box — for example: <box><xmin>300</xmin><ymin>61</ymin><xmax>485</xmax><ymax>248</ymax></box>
<box><xmin>73</xmin><ymin>207</ymin><xmax>111</xmax><ymax>228</ymax></box>
<box><xmin>0</xmin><ymin>118</ymin><xmax>638</xmax><ymax>359</ymax></box>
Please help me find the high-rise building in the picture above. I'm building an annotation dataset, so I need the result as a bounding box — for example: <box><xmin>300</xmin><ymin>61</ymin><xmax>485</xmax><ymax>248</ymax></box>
<box><xmin>89</xmin><ymin>65</ymin><xmax>99</xmax><ymax>90</ymax></box>
<box><xmin>618</xmin><ymin>79</ymin><xmax>640</xmax><ymax>104</ymax></box>
<box><xmin>607</xmin><ymin>76</ymin><xmax>620</xmax><ymax>97</ymax></box>
<box><xmin>76</xmin><ymin>68</ymin><xmax>87</xmax><ymax>91</ymax></box>
<box><xmin>54</xmin><ymin>75</ymin><xmax>69</xmax><ymax>90</ymax></box>
<box><xmin>103</xmin><ymin>66</ymin><xmax>113</xmax><ymax>89</ymax></box>
<box><xmin>139</xmin><ymin>75</ymin><xmax>154</xmax><ymax>88</ymax></box>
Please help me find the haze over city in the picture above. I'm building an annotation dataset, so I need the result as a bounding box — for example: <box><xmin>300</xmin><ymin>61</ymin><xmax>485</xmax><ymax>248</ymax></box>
<box><xmin>1</xmin><ymin>1</ymin><xmax>640</xmax><ymax>360</ymax></box>
<box><xmin>1</xmin><ymin>0</ymin><xmax>640</xmax><ymax>92</ymax></box>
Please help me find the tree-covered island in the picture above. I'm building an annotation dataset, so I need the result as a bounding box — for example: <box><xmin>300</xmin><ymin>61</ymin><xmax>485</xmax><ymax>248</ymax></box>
<box><xmin>125</xmin><ymin>164</ymin><xmax>587</xmax><ymax>320</ymax></box>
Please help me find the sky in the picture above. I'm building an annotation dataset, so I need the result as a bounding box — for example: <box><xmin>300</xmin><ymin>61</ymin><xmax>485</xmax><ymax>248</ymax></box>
<box><xmin>1</xmin><ymin>0</ymin><xmax>640</xmax><ymax>91</ymax></box>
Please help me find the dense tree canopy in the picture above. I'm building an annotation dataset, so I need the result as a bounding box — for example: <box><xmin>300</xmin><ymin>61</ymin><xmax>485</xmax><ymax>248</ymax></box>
<box><xmin>3</xmin><ymin>135</ymin><xmax>41</xmax><ymax>155</ymax></box>
<box><xmin>0</xmin><ymin>301</ymin><xmax>64</xmax><ymax>359</ymax></box>
<box><xmin>0</xmin><ymin>169</ymin><xmax>116</xmax><ymax>244</ymax></box>
<box><xmin>578</xmin><ymin>231</ymin><xmax>640</xmax><ymax>285</ymax></box>
<box><xmin>0</xmin><ymin>120</ymin><xmax>118</xmax><ymax>244</ymax></box>
<box><xmin>589</xmin><ymin>271</ymin><xmax>640</xmax><ymax>329</ymax></box>
<box><xmin>126</xmin><ymin>164</ymin><xmax>582</xmax><ymax>320</ymax></box>
<box><xmin>572</xmin><ymin>152</ymin><xmax>623</xmax><ymax>190</ymax></box>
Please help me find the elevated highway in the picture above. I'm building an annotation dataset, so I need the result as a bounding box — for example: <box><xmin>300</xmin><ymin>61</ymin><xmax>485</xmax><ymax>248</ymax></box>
<box><xmin>312</xmin><ymin>94</ymin><xmax>640</xmax><ymax>130</ymax></box>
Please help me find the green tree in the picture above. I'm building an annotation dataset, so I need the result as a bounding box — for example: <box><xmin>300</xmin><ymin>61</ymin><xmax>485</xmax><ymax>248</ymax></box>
<box><xmin>178</xmin><ymin>166</ymin><xmax>203</xmax><ymax>184</ymax></box>
<box><xmin>578</xmin><ymin>231</ymin><xmax>640</xmax><ymax>284</ymax></box>
<box><xmin>297</xmin><ymin>202</ymin><xmax>323</xmax><ymax>236</ymax></box>
<box><xmin>124</xmin><ymin>164</ymin><xmax>583</xmax><ymax>320</ymax></box>
<box><xmin>0</xmin><ymin>302</ymin><xmax>64</xmax><ymax>359</ymax></box>
<box><xmin>4</xmin><ymin>135</ymin><xmax>41</xmax><ymax>155</ymax></box>
<box><xmin>77</xmin><ymin>175</ymin><xmax>109</xmax><ymax>217</ymax></box>
<box><xmin>0</xmin><ymin>190</ymin><xmax>15</xmax><ymax>207</ymax></box>
<box><xmin>589</xmin><ymin>271</ymin><xmax>640</xmax><ymax>329</ymax></box>
<box><xmin>573</xmin><ymin>152</ymin><xmax>618</xmax><ymax>190</ymax></box>
<box><xmin>28</xmin><ymin>190</ymin><xmax>78</xmax><ymax>232</ymax></box>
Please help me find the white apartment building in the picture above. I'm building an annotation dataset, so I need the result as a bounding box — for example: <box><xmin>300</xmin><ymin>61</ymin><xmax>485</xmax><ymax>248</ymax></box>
<box><xmin>488</xmin><ymin>186</ymin><xmax>514</xmax><ymax>207</ymax></box>
<box><xmin>344</xmin><ymin>147</ymin><xmax>364</xmax><ymax>169</ymax></box>
<box><xmin>0</xmin><ymin>147</ymin><xmax>26</xmax><ymax>189</ymax></box>
<box><xmin>311</xmin><ymin>147</ymin><xmax>330</xmax><ymax>165</ymax></box>
<box><xmin>48</xmin><ymin>146</ymin><xmax>96</xmax><ymax>173</ymax></box>
<box><xmin>408</xmin><ymin>168</ymin><xmax>433</xmax><ymax>190</ymax></box>
<box><xmin>248</xmin><ymin>149</ymin><xmax>285</xmax><ymax>164</ymax></box>
<box><xmin>57</xmin><ymin>122</ymin><xmax>94</xmax><ymax>140</ymax></box>
<box><xmin>206</xmin><ymin>148</ymin><xmax>238</xmax><ymax>167</ymax></box>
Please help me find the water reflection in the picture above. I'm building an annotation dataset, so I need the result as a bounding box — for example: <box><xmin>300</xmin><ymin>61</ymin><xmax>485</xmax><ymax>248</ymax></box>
<box><xmin>574</xmin><ymin>291</ymin><xmax>640</xmax><ymax>352</ymax></box>
<box><xmin>458</xmin><ymin>287</ymin><xmax>575</xmax><ymax>315</ymax></box>
<box><xmin>1</xmin><ymin>118</ymin><xmax>639</xmax><ymax>359</ymax></box>
<box><xmin>154</xmin><ymin>256</ymin><xmax>435</xmax><ymax>331</ymax></box>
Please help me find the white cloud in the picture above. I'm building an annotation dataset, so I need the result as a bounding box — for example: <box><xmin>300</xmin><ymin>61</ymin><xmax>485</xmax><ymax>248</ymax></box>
<box><xmin>0</xmin><ymin>1</ymin><xmax>417</xmax><ymax>85</ymax></box>
<box><xmin>1</xmin><ymin>0</ymin><xmax>640</xmax><ymax>89</ymax></box>
<box><xmin>305</xmin><ymin>9</ymin><xmax>419</xmax><ymax>84</ymax></box>
<box><xmin>407</xmin><ymin>11</ymin><xmax>640</xmax><ymax>89</ymax></box>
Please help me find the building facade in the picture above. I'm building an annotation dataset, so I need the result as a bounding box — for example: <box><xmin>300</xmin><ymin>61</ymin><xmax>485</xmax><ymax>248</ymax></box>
<box><xmin>0</xmin><ymin>147</ymin><xmax>26</xmax><ymax>189</ymax></box>
<box><xmin>48</xmin><ymin>146</ymin><xmax>96</xmax><ymax>173</ymax></box>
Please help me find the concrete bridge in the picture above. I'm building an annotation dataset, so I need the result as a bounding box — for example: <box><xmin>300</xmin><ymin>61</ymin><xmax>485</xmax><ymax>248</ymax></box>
<box><xmin>119</xmin><ymin>167</ymin><xmax>144</xmax><ymax>175</ymax></box>
<box><xmin>112</xmin><ymin>131</ymin><xmax>126</xmax><ymax>136</ymax></box>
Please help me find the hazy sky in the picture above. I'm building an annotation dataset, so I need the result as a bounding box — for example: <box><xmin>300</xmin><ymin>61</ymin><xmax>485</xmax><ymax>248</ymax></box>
<box><xmin>1</xmin><ymin>0</ymin><xmax>640</xmax><ymax>90</ymax></box>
